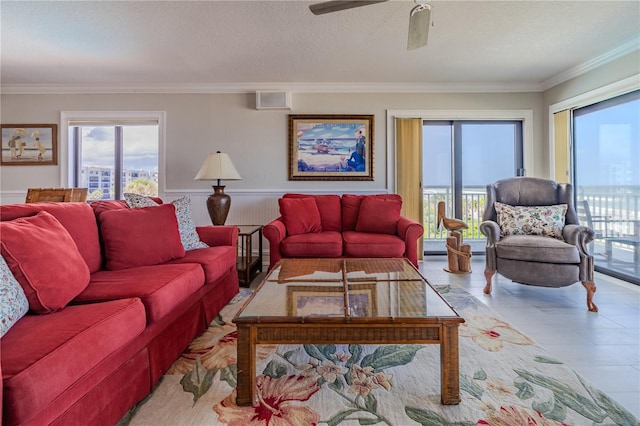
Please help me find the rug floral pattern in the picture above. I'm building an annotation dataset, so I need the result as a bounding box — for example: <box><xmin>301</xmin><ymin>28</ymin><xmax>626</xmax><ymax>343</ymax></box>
<box><xmin>123</xmin><ymin>286</ymin><xmax>638</xmax><ymax>426</ymax></box>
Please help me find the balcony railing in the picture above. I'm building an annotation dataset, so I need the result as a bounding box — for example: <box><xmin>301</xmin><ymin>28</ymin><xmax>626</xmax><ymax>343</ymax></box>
<box><xmin>423</xmin><ymin>186</ymin><xmax>486</xmax><ymax>241</ymax></box>
<box><xmin>577</xmin><ymin>185</ymin><xmax>640</xmax><ymax>235</ymax></box>
<box><xmin>423</xmin><ymin>185</ymin><xmax>639</xmax><ymax>282</ymax></box>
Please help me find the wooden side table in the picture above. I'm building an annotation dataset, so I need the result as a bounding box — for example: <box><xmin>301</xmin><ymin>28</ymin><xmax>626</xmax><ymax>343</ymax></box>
<box><xmin>235</xmin><ymin>225</ymin><xmax>263</xmax><ymax>287</ymax></box>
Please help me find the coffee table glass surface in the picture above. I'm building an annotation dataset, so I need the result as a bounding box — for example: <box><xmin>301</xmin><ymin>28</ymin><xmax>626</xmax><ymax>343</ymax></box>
<box><xmin>237</xmin><ymin>257</ymin><xmax>458</xmax><ymax>320</ymax></box>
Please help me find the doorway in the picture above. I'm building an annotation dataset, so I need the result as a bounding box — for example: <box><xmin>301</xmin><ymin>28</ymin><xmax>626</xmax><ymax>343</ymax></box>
<box><xmin>422</xmin><ymin>121</ymin><xmax>523</xmax><ymax>253</ymax></box>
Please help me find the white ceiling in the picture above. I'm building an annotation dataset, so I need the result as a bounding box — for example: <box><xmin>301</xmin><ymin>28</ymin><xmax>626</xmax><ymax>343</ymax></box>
<box><xmin>1</xmin><ymin>0</ymin><xmax>639</xmax><ymax>93</ymax></box>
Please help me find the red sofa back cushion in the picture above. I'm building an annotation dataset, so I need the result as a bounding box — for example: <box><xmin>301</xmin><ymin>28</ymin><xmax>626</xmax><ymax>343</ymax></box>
<box><xmin>0</xmin><ymin>211</ymin><xmax>91</xmax><ymax>313</ymax></box>
<box><xmin>279</xmin><ymin>197</ymin><xmax>322</xmax><ymax>235</ymax></box>
<box><xmin>356</xmin><ymin>196</ymin><xmax>402</xmax><ymax>234</ymax></box>
<box><xmin>341</xmin><ymin>194</ymin><xmax>402</xmax><ymax>231</ymax></box>
<box><xmin>0</xmin><ymin>202</ymin><xmax>102</xmax><ymax>273</ymax></box>
<box><xmin>89</xmin><ymin>197</ymin><xmax>162</xmax><ymax>219</ymax></box>
<box><xmin>89</xmin><ymin>200</ymin><xmax>129</xmax><ymax>218</ymax></box>
<box><xmin>283</xmin><ymin>193</ymin><xmax>342</xmax><ymax>232</ymax></box>
<box><xmin>99</xmin><ymin>204</ymin><xmax>185</xmax><ymax>270</ymax></box>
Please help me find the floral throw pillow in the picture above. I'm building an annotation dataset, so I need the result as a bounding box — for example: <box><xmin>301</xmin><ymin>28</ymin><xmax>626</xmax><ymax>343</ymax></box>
<box><xmin>0</xmin><ymin>254</ymin><xmax>29</xmax><ymax>337</ymax></box>
<box><xmin>495</xmin><ymin>202</ymin><xmax>568</xmax><ymax>240</ymax></box>
<box><xmin>124</xmin><ymin>194</ymin><xmax>209</xmax><ymax>251</ymax></box>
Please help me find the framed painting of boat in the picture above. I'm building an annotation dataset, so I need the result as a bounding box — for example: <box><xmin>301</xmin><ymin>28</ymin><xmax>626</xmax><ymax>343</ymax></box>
<box><xmin>1</xmin><ymin>124</ymin><xmax>58</xmax><ymax>166</ymax></box>
<box><xmin>288</xmin><ymin>114</ymin><xmax>374</xmax><ymax>180</ymax></box>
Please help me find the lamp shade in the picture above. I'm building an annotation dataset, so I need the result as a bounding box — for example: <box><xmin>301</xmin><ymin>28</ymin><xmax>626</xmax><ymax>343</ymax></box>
<box><xmin>194</xmin><ymin>152</ymin><xmax>242</xmax><ymax>181</ymax></box>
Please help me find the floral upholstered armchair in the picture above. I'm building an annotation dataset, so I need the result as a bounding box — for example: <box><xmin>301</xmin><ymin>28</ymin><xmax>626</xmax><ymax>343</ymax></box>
<box><xmin>480</xmin><ymin>177</ymin><xmax>598</xmax><ymax>312</ymax></box>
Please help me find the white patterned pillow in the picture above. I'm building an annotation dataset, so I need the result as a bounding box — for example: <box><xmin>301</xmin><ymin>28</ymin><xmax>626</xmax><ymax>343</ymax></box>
<box><xmin>124</xmin><ymin>194</ymin><xmax>209</xmax><ymax>251</ymax></box>
<box><xmin>495</xmin><ymin>202</ymin><xmax>568</xmax><ymax>240</ymax></box>
<box><xmin>0</xmin><ymin>254</ymin><xmax>29</xmax><ymax>337</ymax></box>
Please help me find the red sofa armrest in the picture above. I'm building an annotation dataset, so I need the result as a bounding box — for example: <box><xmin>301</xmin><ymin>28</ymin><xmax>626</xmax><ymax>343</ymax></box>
<box><xmin>263</xmin><ymin>217</ymin><xmax>286</xmax><ymax>270</ymax></box>
<box><xmin>397</xmin><ymin>216</ymin><xmax>424</xmax><ymax>268</ymax></box>
<box><xmin>196</xmin><ymin>225</ymin><xmax>238</xmax><ymax>248</ymax></box>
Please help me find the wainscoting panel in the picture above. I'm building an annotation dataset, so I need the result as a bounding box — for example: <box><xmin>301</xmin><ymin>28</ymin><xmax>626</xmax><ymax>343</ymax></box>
<box><xmin>0</xmin><ymin>191</ymin><xmax>29</xmax><ymax>204</ymax></box>
<box><xmin>180</xmin><ymin>191</ymin><xmax>282</xmax><ymax>269</ymax></box>
<box><xmin>186</xmin><ymin>191</ymin><xmax>281</xmax><ymax>227</ymax></box>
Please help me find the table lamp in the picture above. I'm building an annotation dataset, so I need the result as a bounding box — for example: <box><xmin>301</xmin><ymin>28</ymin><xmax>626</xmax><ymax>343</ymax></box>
<box><xmin>194</xmin><ymin>151</ymin><xmax>242</xmax><ymax>225</ymax></box>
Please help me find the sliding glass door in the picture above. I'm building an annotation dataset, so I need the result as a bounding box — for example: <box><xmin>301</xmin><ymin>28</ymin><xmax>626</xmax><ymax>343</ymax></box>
<box><xmin>573</xmin><ymin>90</ymin><xmax>639</xmax><ymax>284</ymax></box>
<box><xmin>423</xmin><ymin>121</ymin><xmax>523</xmax><ymax>253</ymax></box>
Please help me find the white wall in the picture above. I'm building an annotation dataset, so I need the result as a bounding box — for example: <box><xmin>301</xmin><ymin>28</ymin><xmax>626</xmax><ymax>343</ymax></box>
<box><xmin>0</xmin><ymin>90</ymin><xmax>543</xmax><ymax>201</ymax></box>
<box><xmin>542</xmin><ymin>51</ymin><xmax>640</xmax><ymax>183</ymax></box>
<box><xmin>544</xmin><ymin>50</ymin><xmax>640</xmax><ymax>107</ymax></box>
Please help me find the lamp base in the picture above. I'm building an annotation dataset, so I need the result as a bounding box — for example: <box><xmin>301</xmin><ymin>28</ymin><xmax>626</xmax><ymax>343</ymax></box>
<box><xmin>206</xmin><ymin>185</ymin><xmax>231</xmax><ymax>226</ymax></box>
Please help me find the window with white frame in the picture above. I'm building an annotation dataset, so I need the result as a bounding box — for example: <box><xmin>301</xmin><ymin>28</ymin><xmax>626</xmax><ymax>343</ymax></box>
<box><xmin>62</xmin><ymin>112</ymin><xmax>164</xmax><ymax>200</ymax></box>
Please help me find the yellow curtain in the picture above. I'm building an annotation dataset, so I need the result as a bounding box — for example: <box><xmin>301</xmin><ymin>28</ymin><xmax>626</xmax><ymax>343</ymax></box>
<box><xmin>553</xmin><ymin>110</ymin><xmax>570</xmax><ymax>184</ymax></box>
<box><xmin>395</xmin><ymin>117</ymin><xmax>423</xmax><ymax>259</ymax></box>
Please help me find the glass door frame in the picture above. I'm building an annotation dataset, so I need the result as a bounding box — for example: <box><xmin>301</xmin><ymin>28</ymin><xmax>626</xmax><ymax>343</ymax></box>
<box><xmin>422</xmin><ymin>120</ymin><xmax>524</xmax><ymax>254</ymax></box>
<box><xmin>451</xmin><ymin>120</ymin><xmax>524</xmax><ymax>218</ymax></box>
<box><xmin>571</xmin><ymin>89</ymin><xmax>640</xmax><ymax>284</ymax></box>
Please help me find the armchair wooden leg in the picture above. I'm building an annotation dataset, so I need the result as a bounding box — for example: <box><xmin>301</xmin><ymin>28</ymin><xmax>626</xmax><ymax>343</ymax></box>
<box><xmin>582</xmin><ymin>281</ymin><xmax>598</xmax><ymax>312</ymax></box>
<box><xmin>483</xmin><ymin>269</ymin><xmax>495</xmax><ymax>294</ymax></box>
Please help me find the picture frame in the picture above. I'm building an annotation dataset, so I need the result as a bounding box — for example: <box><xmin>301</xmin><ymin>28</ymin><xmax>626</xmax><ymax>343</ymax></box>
<box><xmin>288</xmin><ymin>114</ymin><xmax>374</xmax><ymax>180</ymax></box>
<box><xmin>287</xmin><ymin>283</ymin><xmax>377</xmax><ymax>317</ymax></box>
<box><xmin>1</xmin><ymin>124</ymin><xmax>58</xmax><ymax>166</ymax></box>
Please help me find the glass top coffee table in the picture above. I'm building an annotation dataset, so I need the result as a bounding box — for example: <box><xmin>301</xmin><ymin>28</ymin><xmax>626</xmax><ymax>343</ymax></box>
<box><xmin>233</xmin><ymin>258</ymin><xmax>464</xmax><ymax>406</ymax></box>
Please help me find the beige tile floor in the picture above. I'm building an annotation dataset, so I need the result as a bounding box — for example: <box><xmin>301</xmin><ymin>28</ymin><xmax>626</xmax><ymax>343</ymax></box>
<box><xmin>420</xmin><ymin>256</ymin><xmax>640</xmax><ymax>419</ymax></box>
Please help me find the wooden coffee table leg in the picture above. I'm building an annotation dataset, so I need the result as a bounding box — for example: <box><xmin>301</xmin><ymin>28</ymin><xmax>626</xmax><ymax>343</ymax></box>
<box><xmin>235</xmin><ymin>324</ymin><xmax>256</xmax><ymax>406</ymax></box>
<box><xmin>440</xmin><ymin>323</ymin><xmax>461</xmax><ymax>404</ymax></box>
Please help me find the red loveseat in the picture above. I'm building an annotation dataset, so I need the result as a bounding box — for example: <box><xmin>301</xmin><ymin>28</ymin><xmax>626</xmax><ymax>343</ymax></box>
<box><xmin>264</xmin><ymin>193</ymin><xmax>424</xmax><ymax>269</ymax></box>
<box><xmin>0</xmin><ymin>200</ymin><xmax>239</xmax><ymax>426</ymax></box>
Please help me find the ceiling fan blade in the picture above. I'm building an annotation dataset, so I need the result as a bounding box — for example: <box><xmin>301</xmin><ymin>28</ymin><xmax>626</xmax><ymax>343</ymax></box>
<box><xmin>407</xmin><ymin>3</ymin><xmax>431</xmax><ymax>50</ymax></box>
<box><xmin>309</xmin><ymin>0</ymin><xmax>388</xmax><ymax>15</ymax></box>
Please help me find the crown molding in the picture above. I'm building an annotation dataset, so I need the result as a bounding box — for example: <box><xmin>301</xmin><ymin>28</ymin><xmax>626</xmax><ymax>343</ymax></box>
<box><xmin>0</xmin><ymin>81</ymin><xmax>543</xmax><ymax>95</ymax></box>
<box><xmin>541</xmin><ymin>38</ymin><xmax>640</xmax><ymax>91</ymax></box>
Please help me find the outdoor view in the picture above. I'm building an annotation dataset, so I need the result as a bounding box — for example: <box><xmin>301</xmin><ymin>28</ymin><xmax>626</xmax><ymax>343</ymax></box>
<box><xmin>573</xmin><ymin>90</ymin><xmax>639</xmax><ymax>282</ymax></box>
<box><xmin>76</xmin><ymin>125</ymin><xmax>159</xmax><ymax>200</ymax></box>
<box><xmin>422</xmin><ymin>122</ymin><xmax>521</xmax><ymax>252</ymax></box>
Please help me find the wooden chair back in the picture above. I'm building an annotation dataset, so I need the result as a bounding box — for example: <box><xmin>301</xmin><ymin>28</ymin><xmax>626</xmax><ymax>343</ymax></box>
<box><xmin>25</xmin><ymin>187</ymin><xmax>88</xmax><ymax>203</ymax></box>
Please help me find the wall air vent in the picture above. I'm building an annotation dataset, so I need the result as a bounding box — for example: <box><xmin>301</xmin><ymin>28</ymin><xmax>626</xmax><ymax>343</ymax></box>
<box><xmin>255</xmin><ymin>91</ymin><xmax>292</xmax><ymax>110</ymax></box>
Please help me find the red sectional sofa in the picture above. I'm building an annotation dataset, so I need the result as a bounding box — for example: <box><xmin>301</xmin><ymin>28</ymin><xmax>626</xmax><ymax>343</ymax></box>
<box><xmin>264</xmin><ymin>193</ymin><xmax>424</xmax><ymax>269</ymax></box>
<box><xmin>0</xmin><ymin>200</ymin><xmax>239</xmax><ymax>426</ymax></box>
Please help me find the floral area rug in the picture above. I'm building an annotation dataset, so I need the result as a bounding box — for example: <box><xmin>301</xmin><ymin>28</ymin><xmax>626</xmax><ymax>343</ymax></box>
<box><xmin>121</xmin><ymin>286</ymin><xmax>638</xmax><ymax>426</ymax></box>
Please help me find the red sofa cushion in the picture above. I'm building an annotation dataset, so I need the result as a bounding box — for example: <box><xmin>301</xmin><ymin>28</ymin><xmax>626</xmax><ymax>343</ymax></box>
<box><xmin>99</xmin><ymin>204</ymin><xmax>185</xmax><ymax>270</ymax></box>
<box><xmin>0</xmin><ymin>202</ymin><xmax>102</xmax><ymax>273</ymax></box>
<box><xmin>165</xmin><ymin>246</ymin><xmax>236</xmax><ymax>286</ymax></box>
<box><xmin>356</xmin><ymin>196</ymin><xmax>402</xmax><ymax>234</ymax></box>
<box><xmin>341</xmin><ymin>194</ymin><xmax>402</xmax><ymax>231</ymax></box>
<box><xmin>283</xmin><ymin>194</ymin><xmax>342</xmax><ymax>232</ymax></box>
<box><xmin>0</xmin><ymin>211</ymin><xmax>91</xmax><ymax>314</ymax></box>
<box><xmin>89</xmin><ymin>200</ymin><xmax>129</xmax><ymax>217</ymax></box>
<box><xmin>279</xmin><ymin>197</ymin><xmax>322</xmax><ymax>235</ymax></box>
<box><xmin>342</xmin><ymin>231</ymin><xmax>405</xmax><ymax>258</ymax></box>
<box><xmin>89</xmin><ymin>198</ymin><xmax>162</xmax><ymax>219</ymax></box>
<box><xmin>1</xmin><ymin>298</ymin><xmax>146</xmax><ymax>425</ymax></box>
<box><xmin>76</xmin><ymin>263</ymin><xmax>204</xmax><ymax>323</ymax></box>
<box><xmin>281</xmin><ymin>231</ymin><xmax>343</xmax><ymax>258</ymax></box>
